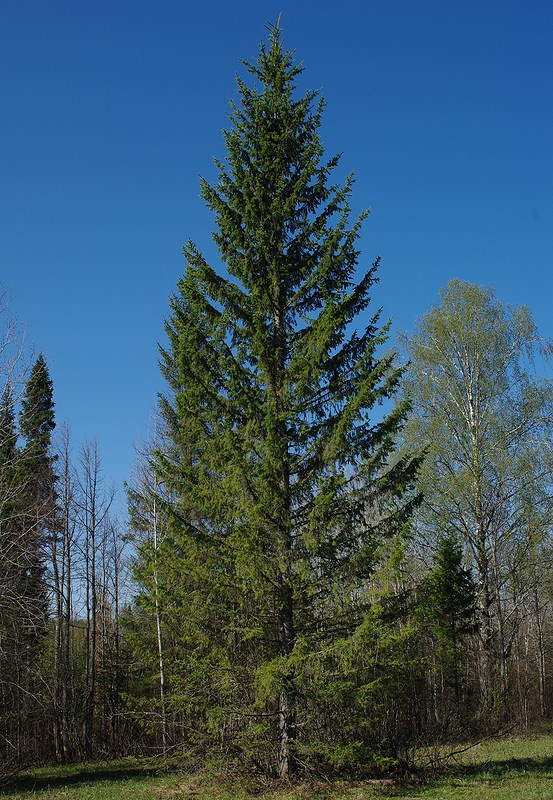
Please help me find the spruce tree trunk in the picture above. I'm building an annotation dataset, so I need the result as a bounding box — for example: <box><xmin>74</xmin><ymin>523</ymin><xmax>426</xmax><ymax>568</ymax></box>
<box><xmin>273</xmin><ymin>258</ymin><xmax>296</xmax><ymax>778</ymax></box>
<box><xmin>277</xmin><ymin>577</ymin><xmax>295</xmax><ymax>779</ymax></box>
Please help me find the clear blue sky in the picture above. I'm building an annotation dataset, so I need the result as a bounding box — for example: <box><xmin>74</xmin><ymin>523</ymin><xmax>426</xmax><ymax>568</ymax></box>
<box><xmin>1</xmin><ymin>0</ymin><xmax>551</xmax><ymax>495</ymax></box>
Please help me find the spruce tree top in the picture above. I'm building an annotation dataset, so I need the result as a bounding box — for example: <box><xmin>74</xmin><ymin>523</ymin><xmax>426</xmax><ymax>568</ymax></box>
<box><xmin>199</xmin><ymin>23</ymin><xmax>375</xmax><ymax>322</ymax></box>
<box><xmin>20</xmin><ymin>354</ymin><xmax>55</xmax><ymax>455</ymax></box>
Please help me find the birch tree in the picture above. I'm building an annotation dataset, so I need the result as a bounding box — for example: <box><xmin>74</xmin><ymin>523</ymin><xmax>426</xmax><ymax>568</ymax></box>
<box><xmin>403</xmin><ymin>279</ymin><xmax>553</xmax><ymax>718</ymax></box>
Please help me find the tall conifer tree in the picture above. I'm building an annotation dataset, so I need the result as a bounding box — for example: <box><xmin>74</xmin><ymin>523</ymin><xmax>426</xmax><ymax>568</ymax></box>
<box><xmin>20</xmin><ymin>353</ymin><xmax>56</xmax><ymax>456</ymax></box>
<box><xmin>0</xmin><ymin>356</ymin><xmax>55</xmax><ymax>764</ymax></box>
<box><xmin>155</xmin><ymin>24</ymin><xmax>420</xmax><ymax>776</ymax></box>
<box><xmin>19</xmin><ymin>353</ymin><xmax>56</xmax><ymax>639</ymax></box>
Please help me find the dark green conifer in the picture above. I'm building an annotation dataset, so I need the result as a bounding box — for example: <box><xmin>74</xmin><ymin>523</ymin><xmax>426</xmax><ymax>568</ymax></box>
<box><xmin>419</xmin><ymin>534</ymin><xmax>477</xmax><ymax>717</ymax></box>
<box><xmin>0</xmin><ymin>359</ymin><xmax>56</xmax><ymax>766</ymax></box>
<box><xmin>422</xmin><ymin>535</ymin><xmax>477</xmax><ymax>650</ymax></box>
<box><xmin>20</xmin><ymin>353</ymin><xmax>56</xmax><ymax>457</ymax></box>
<box><xmin>154</xmin><ymin>24</ymin><xmax>420</xmax><ymax>776</ymax></box>
<box><xmin>18</xmin><ymin>353</ymin><xmax>57</xmax><ymax>637</ymax></box>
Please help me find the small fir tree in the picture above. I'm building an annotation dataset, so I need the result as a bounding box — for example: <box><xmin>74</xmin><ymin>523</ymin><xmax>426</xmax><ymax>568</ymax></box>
<box><xmin>416</xmin><ymin>535</ymin><xmax>477</xmax><ymax>733</ymax></box>
<box><xmin>422</xmin><ymin>535</ymin><xmax>477</xmax><ymax>653</ymax></box>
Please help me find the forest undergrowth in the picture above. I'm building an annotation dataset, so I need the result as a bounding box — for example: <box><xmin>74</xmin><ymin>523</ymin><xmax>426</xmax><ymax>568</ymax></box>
<box><xmin>3</xmin><ymin>730</ymin><xmax>553</xmax><ymax>800</ymax></box>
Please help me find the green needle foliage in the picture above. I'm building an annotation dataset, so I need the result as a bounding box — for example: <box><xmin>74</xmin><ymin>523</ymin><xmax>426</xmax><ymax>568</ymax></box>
<box><xmin>149</xmin><ymin>23</ymin><xmax>421</xmax><ymax>777</ymax></box>
<box><xmin>418</xmin><ymin>534</ymin><xmax>477</xmax><ymax>730</ymax></box>
<box><xmin>0</xmin><ymin>356</ymin><xmax>56</xmax><ymax>768</ymax></box>
<box><xmin>421</xmin><ymin>535</ymin><xmax>477</xmax><ymax>654</ymax></box>
<box><xmin>18</xmin><ymin>353</ymin><xmax>57</xmax><ymax>637</ymax></box>
<box><xmin>20</xmin><ymin>353</ymin><xmax>58</xmax><ymax>575</ymax></box>
<box><xmin>20</xmin><ymin>354</ymin><xmax>56</xmax><ymax>457</ymax></box>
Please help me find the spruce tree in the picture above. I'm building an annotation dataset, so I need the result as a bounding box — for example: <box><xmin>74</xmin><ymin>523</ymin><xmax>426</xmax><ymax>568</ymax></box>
<box><xmin>422</xmin><ymin>535</ymin><xmax>477</xmax><ymax>652</ymax></box>
<box><xmin>419</xmin><ymin>534</ymin><xmax>477</xmax><ymax>719</ymax></box>
<box><xmin>18</xmin><ymin>353</ymin><xmax>56</xmax><ymax>640</ymax></box>
<box><xmin>0</xmin><ymin>358</ymin><xmax>55</xmax><ymax>765</ymax></box>
<box><xmin>155</xmin><ymin>24</ymin><xmax>420</xmax><ymax>776</ymax></box>
<box><xmin>20</xmin><ymin>353</ymin><xmax>56</xmax><ymax>456</ymax></box>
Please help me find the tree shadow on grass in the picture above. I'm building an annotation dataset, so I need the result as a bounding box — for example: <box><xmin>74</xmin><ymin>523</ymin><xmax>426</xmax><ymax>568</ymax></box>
<box><xmin>0</xmin><ymin>761</ymin><xmax>177</xmax><ymax>795</ymax></box>
<box><xmin>372</xmin><ymin>755</ymin><xmax>553</xmax><ymax>798</ymax></box>
<box><xmin>450</xmin><ymin>755</ymin><xmax>553</xmax><ymax>779</ymax></box>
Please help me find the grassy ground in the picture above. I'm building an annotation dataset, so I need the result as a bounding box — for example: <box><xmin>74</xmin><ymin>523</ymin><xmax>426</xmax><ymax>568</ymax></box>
<box><xmin>0</xmin><ymin>759</ymin><xmax>183</xmax><ymax>800</ymax></box>
<box><xmin>2</xmin><ymin>734</ymin><xmax>553</xmax><ymax>799</ymax></box>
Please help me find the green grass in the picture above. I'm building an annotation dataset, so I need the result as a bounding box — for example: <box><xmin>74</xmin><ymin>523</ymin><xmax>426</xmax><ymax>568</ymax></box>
<box><xmin>3</xmin><ymin>734</ymin><xmax>553</xmax><ymax>799</ymax></box>
<box><xmin>0</xmin><ymin>758</ymin><xmax>183</xmax><ymax>800</ymax></box>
